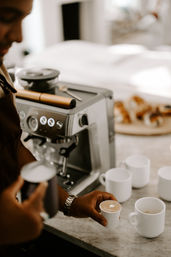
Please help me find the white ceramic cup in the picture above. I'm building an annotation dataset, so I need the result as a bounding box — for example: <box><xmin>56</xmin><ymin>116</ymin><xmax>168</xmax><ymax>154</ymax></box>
<box><xmin>158</xmin><ymin>166</ymin><xmax>171</xmax><ymax>201</ymax></box>
<box><xmin>129</xmin><ymin>197</ymin><xmax>166</xmax><ymax>238</ymax></box>
<box><xmin>121</xmin><ymin>154</ymin><xmax>150</xmax><ymax>188</ymax></box>
<box><xmin>99</xmin><ymin>168</ymin><xmax>132</xmax><ymax>203</ymax></box>
<box><xmin>99</xmin><ymin>200</ymin><xmax>121</xmax><ymax>230</ymax></box>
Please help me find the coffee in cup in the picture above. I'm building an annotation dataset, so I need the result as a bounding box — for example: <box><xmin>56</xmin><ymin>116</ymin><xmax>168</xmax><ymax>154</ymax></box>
<box><xmin>129</xmin><ymin>197</ymin><xmax>165</xmax><ymax>238</ymax></box>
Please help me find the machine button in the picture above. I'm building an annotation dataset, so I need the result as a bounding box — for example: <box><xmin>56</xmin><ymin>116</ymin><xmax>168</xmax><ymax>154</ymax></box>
<box><xmin>48</xmin><ymin>118</ymin><xmax>55</xmax><ymax>127</ymax></box>
<box><xmin>28</xmin><ymin>116</ymin><xmax>39</xmax><ymax>132</ymax></box>
<box><xmin>56</xmin><ymin>120</ymin><xmax>63</xmax><ymax>129</ymax></box>
<box><xmin>40</xmin><ymin>116</ymin><xmax>47</xmax><ymax>125</ymax></box>
<box><xmin>79</xmin><ymin>114</ymin><xmax>88</xmax><ymax>127</ymax></box>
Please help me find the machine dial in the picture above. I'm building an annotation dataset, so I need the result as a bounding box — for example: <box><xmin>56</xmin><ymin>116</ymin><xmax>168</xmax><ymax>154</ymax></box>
<box><xmin>27</xmin><ymin>116</ymin><xmax>39</xmax><ymax>132</ymax></box>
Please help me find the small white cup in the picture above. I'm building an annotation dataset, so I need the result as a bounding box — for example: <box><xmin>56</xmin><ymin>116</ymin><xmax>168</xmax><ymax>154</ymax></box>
<box><xmin>99</xmin><ymin>168</ymin><xmax>132</xmax><ymax>203</ymax></box>
<box><xmin>158</xmin><ymin>166</ymin><xmax>171</xmax><ymax>201</ymax></box>
<box><xmin>99</xmin><ymin>200</ymin><xmax>121</xmax><ymax>230</ymax></box>
<box><xmin>129</xmin><ymin>197</ymin><xmax>166</xmax><ymax>238</ymax></box>
<box><xmin>121</xmin><ymin>154</ymin><xmax>150</xmax><ymax>188</ymax></box>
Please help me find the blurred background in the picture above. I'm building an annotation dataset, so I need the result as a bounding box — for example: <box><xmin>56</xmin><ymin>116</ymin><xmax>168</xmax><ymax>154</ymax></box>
<box><xmin>5</xmin><ymin>0</ymin><xmax>171</xmax><ymax>66</ymax></box>
<box><xmin>5</xmin><ymin>0</ymin><xmax>171</xmax><ymax>100</ymax></box>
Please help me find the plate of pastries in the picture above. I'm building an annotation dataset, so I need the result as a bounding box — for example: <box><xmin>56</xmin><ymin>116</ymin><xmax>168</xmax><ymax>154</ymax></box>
<box><xmin>114</xmin><ymin>95</ymin><xmax>171</xmax><ymax>135</ymax></box>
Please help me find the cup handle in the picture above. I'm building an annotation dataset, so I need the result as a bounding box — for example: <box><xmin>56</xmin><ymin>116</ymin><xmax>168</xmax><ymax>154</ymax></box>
<box><xmin>128</xmin><ymin>212</ymin><xmax>138</xmax><ymax>227</ymax></box>
<box><xmin>99</xmin><ymin>173</ymin><xmax>106</xmax><ymax>186</ymax></box>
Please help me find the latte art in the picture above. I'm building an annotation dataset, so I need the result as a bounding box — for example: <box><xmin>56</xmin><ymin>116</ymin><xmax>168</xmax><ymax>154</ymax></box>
<box><xmin>100</xmin><ymin>200</ymin><xmax>121</xmax><ymax>213</ymax></box>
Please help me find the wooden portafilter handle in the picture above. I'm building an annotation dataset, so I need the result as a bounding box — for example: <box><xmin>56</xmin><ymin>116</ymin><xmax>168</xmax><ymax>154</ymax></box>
<box><xmin>15</xmin><ymin>89</ymin><xmax>76</xmax><ymax>109</ymax></box>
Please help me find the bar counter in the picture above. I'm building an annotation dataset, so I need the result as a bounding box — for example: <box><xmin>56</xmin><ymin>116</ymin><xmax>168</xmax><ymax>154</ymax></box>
<box><xmin>45</xmin><ymin>133</ymin><xmax>171</xmax><ymax>257</ymax></box>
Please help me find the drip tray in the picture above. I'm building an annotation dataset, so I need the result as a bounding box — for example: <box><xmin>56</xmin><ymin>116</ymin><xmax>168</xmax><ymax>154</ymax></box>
<box><xmin>57</xmin><ymin>167</ymin><xmax>88</xmax><ymax>191</ymax></box>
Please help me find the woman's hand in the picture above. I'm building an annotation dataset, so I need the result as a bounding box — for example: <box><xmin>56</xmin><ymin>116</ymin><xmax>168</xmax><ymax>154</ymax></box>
<box><xmin>70</xmin><ymin>190</ymin><xmax>117</xmax><ymax>226</ymax></box>
<box><xmin>0</xmin><ymin>176</ymin><xmax>47</xmax><ymax>245</ymax></box>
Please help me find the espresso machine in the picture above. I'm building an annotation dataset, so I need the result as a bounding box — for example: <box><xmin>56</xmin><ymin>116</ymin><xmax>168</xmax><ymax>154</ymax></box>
<box><xmin>15</xmin><ymin>68</ymin><xmax>115</xmax><ymax>195</ymax></box>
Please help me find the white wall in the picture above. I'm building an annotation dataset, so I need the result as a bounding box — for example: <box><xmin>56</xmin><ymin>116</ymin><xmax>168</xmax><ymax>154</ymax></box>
<box><xmin>23</xmin><ymin>0</ymin><xmax>110</xmax><ymax>53</ymax></box>
<box><xmin>22</xmin><ymin>0</ymin><xmax>45</xmax><ymax>53</ymax></box>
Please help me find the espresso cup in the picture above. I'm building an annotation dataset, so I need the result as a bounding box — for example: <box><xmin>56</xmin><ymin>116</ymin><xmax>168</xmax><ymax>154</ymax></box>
<box><xmin>121</xmin><ymin>154</ymin><xmax>150</xmax><ymax>188</ymax></box>
<box><xmin>99</xmin><ymin>200</ymin><xmax>121</xmax><ymax>230</ymax></box>
<box><xmin>99</xmin><ymin>168</ymin><xmax>132</xmax><ymax>203</ymax></box>
<box><xmin>21</xmin><ymin>160</ymin><xmax>58</xmax><ymax>218</ymax></box>
<box><xmin>158</xmin><ymin>166</ymin><xmax>171</xmax><ymax>201</ymax></box>
<box><xmin>129</xmin><ymin>197</ymin><xmax>166</xmax><ymax>238</ymax></box>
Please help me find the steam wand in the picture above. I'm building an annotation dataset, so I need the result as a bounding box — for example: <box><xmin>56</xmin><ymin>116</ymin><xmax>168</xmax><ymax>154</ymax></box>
<box><xmin>59</xmin><ymin>136</ymin><xmax>78</xmax><ymax>177</ymax></box>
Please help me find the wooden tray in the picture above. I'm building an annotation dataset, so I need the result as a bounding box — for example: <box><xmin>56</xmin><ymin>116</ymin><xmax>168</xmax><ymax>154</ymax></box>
<box><xmin>115</xmin><ymin>117</ymin><xmax>171</xmax><ymax>136</ymax></box>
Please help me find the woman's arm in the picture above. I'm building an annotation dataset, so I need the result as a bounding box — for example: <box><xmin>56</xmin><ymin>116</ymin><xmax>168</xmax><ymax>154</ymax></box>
<box><xmin>17</xmin><ymin>140</ymin><xmax>116</xmax><ymax>227</ymax></box>
<box><xmin>0</xmin><ymin>176</ymin><xmax>47</xmax><ymax>245</ymax></box>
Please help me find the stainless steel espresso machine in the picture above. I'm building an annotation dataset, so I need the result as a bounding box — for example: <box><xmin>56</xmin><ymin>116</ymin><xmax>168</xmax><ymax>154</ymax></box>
<box><xmin>15</xmin><ymin>68</ymin><xmax>115</xmax><ymax>195</ymax></box>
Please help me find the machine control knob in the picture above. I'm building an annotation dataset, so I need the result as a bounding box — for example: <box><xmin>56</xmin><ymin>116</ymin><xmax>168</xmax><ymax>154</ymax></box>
<box><xmin>27</xmin><ymin>116</ymin><xmax>39</xmax><ymax>132</ymax></box>
<box><xmin>40</xmin><ymin>116</ymin><xmax>47</xmax><ymax>125</ymax></box>
<box><xmin>48</xmin><ymin>118</ymin><xmax>55</xmax><ymax>127</ymax></box>
<box><xmin>56</xmin><ymin>120</ymin><xmax>63</xmax><ymax>129</ymax></box>
<box><xmin>79</xmin><ymin>114</ymin><xmax>88</xmax><ymax>127</ymax></box>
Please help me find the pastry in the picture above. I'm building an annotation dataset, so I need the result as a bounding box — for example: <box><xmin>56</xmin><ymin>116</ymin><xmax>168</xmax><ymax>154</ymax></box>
<box><xmin>126</xmin><ymin>95</ymin><xmax>152</xmax><ymax>121</ymax></box>
<box><xmin>156</xmin><ymin>104</ymin><xmax>171</xmax><ymax>116</ymax></box>
<box><xmin>144</xmin><ymin>111</ymin><xmax>163</xmax><ymax>127</ymax></box>
<box><xmin>114</xmin><ymin>101</ymin><xmax>131</xmax><ymax>124</ymax></box>
<box><xmin>127</xmin><ymin>95</ymin><xmax>146</xmax><ymax>108</ymax></box>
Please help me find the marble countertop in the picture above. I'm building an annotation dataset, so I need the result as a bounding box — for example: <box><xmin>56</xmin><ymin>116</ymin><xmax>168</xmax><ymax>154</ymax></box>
<box><xmin>45</xmin><ymin>133</ymin><xmax>171</xmax><ymax>257</ymax></box>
